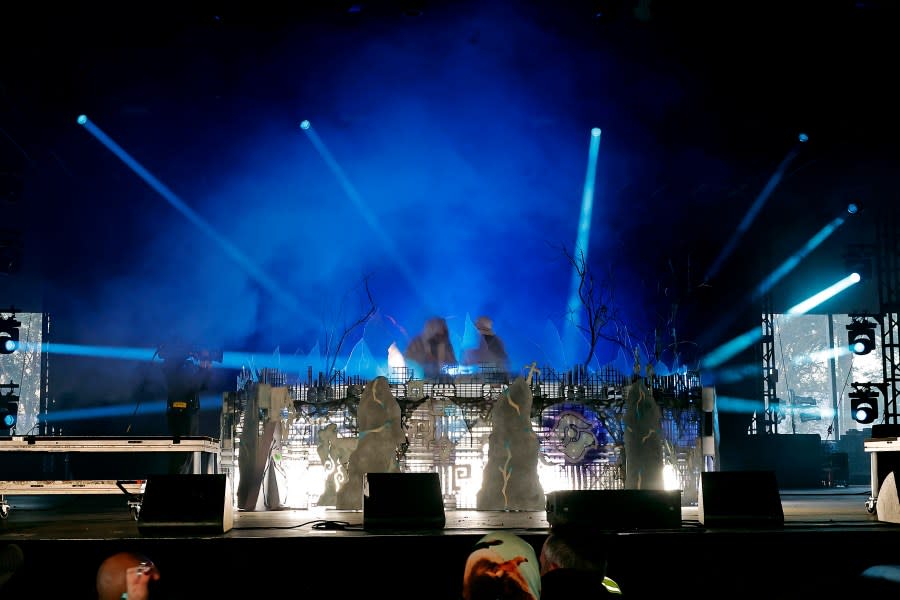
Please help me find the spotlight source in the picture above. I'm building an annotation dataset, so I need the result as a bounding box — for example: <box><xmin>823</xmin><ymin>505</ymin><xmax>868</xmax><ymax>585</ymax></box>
<box><xmin>77</xmin><ymin>114</ymin><xmax>87</xmax><ymax>125</ymax></box>
<box><xmin>0</xmin><ymin>312</ymin><xmax>21</xmax><ymax>355</ymax></box>
<box><xmin>300</xmin><ymin>120</ymin><xmax>311</xmax><ymax>130</ymax></box>
<box><xmin>849</xmin><ymin>383</ymin><xmax>880</xmax><ymax>425</ymax></box>
<box><xmin>0</xmin><ymin>383</ymin><xmax>20</xmax><ymax>430</ymax></box>
<box><xmin>798</xmin><ymin>133</ymin><xmax>809</xmax><ymax>143</ymax></box>
<box><xmin>847</xmin><ymin>314</ymin><xmax>878</xmax><ymax>356</ymax></box>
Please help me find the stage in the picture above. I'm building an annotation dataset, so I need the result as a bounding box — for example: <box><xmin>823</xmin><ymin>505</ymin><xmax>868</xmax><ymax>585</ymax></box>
<box><xmin>1</xmin><ymin>485</ymin><xmax>898</xmax><ymax>598</ymax></box>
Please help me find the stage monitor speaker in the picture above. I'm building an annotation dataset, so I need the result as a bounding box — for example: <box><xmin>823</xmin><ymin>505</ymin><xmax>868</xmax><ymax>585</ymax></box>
<box><xmin>363</xmin><ymin>472</ymin><xmax>446</xmax><ymax>530</ymax></box>
<box><xmin>876</xmin><ymin>470</ymin><xmax>900</xmax><ymax>524</ymax></box>
<box><xmin>698</xmin><ymin>470</ymin><xmax>783</xmax><ymax>528</ymax></box>
<box><xmin>137</xmin><ymin>474</ymin><xmax>233</xmax><ymax>535</ymax></box>
<box><xmin>546</xmin><ymin>489</ymin><xmax>682</xmax><ymax>531</ymax></box>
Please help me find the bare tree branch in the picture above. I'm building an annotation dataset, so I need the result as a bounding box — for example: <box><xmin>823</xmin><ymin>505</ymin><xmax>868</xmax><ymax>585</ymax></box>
<box><xmin>559</xmin><ymin>243</ymin><xmax>629</xmax><ymax>367</ymax></box>
<box><xmin>322</xmin><ymin>275</ymin><xmax>378</xmax><ymax>383</ymax></box>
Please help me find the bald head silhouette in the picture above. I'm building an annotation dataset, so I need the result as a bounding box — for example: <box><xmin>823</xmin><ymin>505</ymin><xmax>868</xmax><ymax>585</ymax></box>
<box><xmin>96</xmin><ymin>551</ymin><xmax>154</xmax><ymax>600</ymax></box>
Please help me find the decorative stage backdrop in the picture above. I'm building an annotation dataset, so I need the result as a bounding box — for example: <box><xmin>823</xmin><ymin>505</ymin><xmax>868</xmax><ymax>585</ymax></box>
<box><xmin>222</xmin><ymin>365</ymin><xmax>711</xmax><ymax>511</ymax></box>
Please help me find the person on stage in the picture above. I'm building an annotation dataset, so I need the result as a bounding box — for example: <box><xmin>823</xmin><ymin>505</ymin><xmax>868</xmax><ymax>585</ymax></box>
<box><xmin>462</xmin><ymin>315</ymin><xmax>511</xmax><ymax>376</ymax></box>
<box><xmin>159</xmin><ymin>347</ymin><xmax>214</xmax><ymax>474</ymax></box>
<box><xmin>404</xmin><ymin>316</ymin><xmax>457</xmax><ymax>379</ymax></box>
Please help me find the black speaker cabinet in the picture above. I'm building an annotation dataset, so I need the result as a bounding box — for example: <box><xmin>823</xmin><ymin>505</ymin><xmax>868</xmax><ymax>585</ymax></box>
<box><xmin>137</xmin><ymin>474</ymin><xmax>233</xmax><ymax>535</ymax></box>
<box><xmin>546</xmin><ymin>489</ymin><xmax>682</xmax><ymax>531</ymax></box>
<box><xmin>698</xmin><ymin>470</ymin><xmax>784</xmax><ymax>528</ymax></box>
<box><xmin>362</xmin><ymin>472</ymin><xmax>446</xmax><ymax>530</ymax></box>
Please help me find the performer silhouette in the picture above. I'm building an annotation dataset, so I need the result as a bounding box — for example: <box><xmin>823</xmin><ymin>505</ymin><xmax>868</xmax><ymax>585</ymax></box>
<box><xmin>160</xmin><ymin>349</ymin><xmax>213</xmax><ymax>474</ymax></box>
<box><xmin>463</xmin><ymin>316</ymin><xmax>510</xmax><ymax>375</ymax></box>
<box><xmin>404</xmin><ymin>316</ymin><xmax>457</xmax><ymax>379</ymax></box>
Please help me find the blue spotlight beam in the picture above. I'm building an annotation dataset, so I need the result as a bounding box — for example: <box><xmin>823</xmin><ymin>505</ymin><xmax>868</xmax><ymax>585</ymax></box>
<box><xmin>21</xmin><ymin>341</ymin><xmax>158</xmax><ymax>361</ymax></box>
<box><xmin>701</xmin><ymin>272</ymin><xmax>861</xmax><ymax>370</ymax></box>
<box><xmin>76</xmin><ymin>115</ymin><xmax>306</xmax><ymax>320</ymax></box>
<box><xmin>786</xmin><ymin>272</ymin><xmax>861</xmax><ymax>315</ymax></box>
<box><xmin>299</xmin><ymin>120</ymin><xmax>432</xmax><ymax>310</ymax></box>
<box><xmin>700</xmin><ymin>327</ymin><xmax>762</xmax><ymax>370</ymax></box>
<box><xmin>715</xmin><ymin>395</ymin><xmax>767</xmax><ymax>414</ymax></box>
<box><xmin>43</xmin><ymin>401</ymin><xmax>169</xmax><ymax>423</ymax></box>
<box><xmin>753</xmin><ymin>216</ymin><xmax>847</xmax><ymax>299</ymax></box>
<box><xmin>19</xmin><ymin>340</ymin><xmax>370</xmax><ymax>381</ymax></box>
<box><xmin>701</xmin><ymin>206</ymin><xmax>853</xmax><ymax>349</ymax></box>
<box><xmin>704</xmin><ymin>143</ymin><xmax>802</xmax><ymax>283</ymax></box>
<box><xmin>566</xmin><ymin>127</ymin><xmax>602</xmax><ymax>322</ymax></box>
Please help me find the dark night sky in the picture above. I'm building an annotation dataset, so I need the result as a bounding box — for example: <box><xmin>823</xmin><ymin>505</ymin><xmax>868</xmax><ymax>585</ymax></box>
<box><xmin>1</xmin><ymin>1</ymin><xmax>898</xmax><ymax>411</ymax></box>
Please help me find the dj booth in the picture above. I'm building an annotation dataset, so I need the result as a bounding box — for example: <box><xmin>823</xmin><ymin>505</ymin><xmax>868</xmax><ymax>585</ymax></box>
<box><xmin>0</xmin><ymin>436</ymin><xmax>220</xmax><ymax>518</ymax></box>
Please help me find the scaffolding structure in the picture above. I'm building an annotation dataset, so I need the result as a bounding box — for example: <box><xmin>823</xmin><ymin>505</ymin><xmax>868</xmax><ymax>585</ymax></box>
<box><xmin>878</xmin><ymin>206</ymin><xmax>899</xmax><ymax>425</ymax></box>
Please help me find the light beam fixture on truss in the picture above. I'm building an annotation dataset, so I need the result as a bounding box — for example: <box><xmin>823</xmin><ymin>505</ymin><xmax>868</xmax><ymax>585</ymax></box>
<box><xmin>847</xmin><ymin>314</ymin><xmax>879</xmax><ymax>356</ymax></box>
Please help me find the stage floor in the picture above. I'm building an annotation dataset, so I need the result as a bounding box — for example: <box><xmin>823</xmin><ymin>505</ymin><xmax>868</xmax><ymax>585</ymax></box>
<box><xmin>0</xmin><ymin>485</ymin><xmax>880</xmax><ymax>537</ymax></box>
<box><xmin>1</xmin><ymin>486</ymin><xmax>898</xmax><ymax>599</ymax></box>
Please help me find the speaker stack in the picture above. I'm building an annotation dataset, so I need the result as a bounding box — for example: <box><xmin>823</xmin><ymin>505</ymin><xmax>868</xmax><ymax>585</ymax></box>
<box><xmin>697</xmin><ymin>470</ymin><xmax>784</xmax><ymax>528</ymax></box>
<box><xmin>137</xmin><ymin>474</ymin><xmax>234</xmax><ymax>535</ymax></box>
<box><xmin>545</xmin><ymin>489</ymin><xmax>683</xmax><ymax>531</ymax></box>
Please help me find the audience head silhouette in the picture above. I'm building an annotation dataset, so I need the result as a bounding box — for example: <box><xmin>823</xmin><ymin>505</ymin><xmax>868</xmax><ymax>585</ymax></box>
<box><xmin>462</xmin><ymin>531</ymin><xmax>541</xmax><ymax>600</ymax></box>
<box><xmin>96</xmin><ymin>551</ymin><xmax>160</xmax><ymax>600</ymax></box>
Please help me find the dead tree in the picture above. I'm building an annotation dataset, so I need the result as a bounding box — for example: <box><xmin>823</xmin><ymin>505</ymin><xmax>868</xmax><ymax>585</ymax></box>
<box><xmin>320</xmin><ymin>275</ymin><xmax>377</xmax><ymax>384</ymax></box>
<box><xmin>561</xmin><ymin>244</ymin><xmax>632</xmax><ymax>368</ymax></box>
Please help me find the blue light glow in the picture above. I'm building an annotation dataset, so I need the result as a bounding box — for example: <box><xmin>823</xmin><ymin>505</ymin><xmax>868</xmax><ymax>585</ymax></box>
<box><xmin>853</xmin><ymin>341</ymin><xmax>866</xmax><ymax>354</ymax></box>
<box><xmin>563</xmin><ymin>127</ymin><xmax>603</xmax><ymax>360</ymax></box>
<box><xmin>798</xmin><ymin>346</ymin><xmax>853</xmax><ymax>365</ymax></box>
<box><xmin>714</xmin><ymin>395</ymin><xmax>766</xmax><ymax>414</ymax></box>
<box><xmin>567</xmin><ymin>129</ymin><xmax>602</xmax><ymax>305</ymax></box>
<box><xmin>300</xmin><ymin>120</ymin><xmax>311</xmax><ymax>130</ymax></box>
<box><xmin>3</xmin><ymin>340</ymin><xmax>16</xmax><ymax>353</ymax></box>
<box><xmin>77</xmin><ymin>118</ymin><xmax>309</xmax><ymax>323</ymax></box>
<box><xmin>798</xmin><ymin>132</ymin><xmax>809</xmax><ymax>142</ymax></box>
<box><xmin>300</xmin><ymin>122</ymin><xmax>430</xmax><ymax>309</ymax></box>
<box><xmin>42</xmin><ymin>400</ymin><xmax>166</xmax><ymax>423</ymax></box>
<box><xmin>76</xmin><ymin>114</ymin><xmax>88</xmax><ymax>125</ymax></box>
<box><xmin>700</xmin><ymin>328</ymin><xmax>761</xmax><ymax>370</ymax></box>
<box><xmin>2</xmin><ymin>414</ymin><xmax>15</xmax><ymax>428</ymax></box>
<box><xmin>847</xmin><ymin>202</ymin><xmax>859</xmax><ymax>214</ymax></box>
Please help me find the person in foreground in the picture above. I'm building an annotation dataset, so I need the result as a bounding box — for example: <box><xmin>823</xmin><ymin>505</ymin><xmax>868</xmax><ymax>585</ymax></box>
<box><xmin>96</xmin><ymin>551</ymin><xmax>161</xmax><ymax>600</ymax></box>
<box><xmin>462</xmin><ymin>531</ymin><xmax>542</xmax><ymax>600</ymax></box>
<box><xmin>539</xmin><ymin>529</ymin><xmax>622</xmax><ymax>597</ymax></box>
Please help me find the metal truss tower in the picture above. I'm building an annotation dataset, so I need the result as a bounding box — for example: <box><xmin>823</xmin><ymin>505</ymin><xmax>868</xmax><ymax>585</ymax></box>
<box><xmin>760</xmin><ymin>297</ymin><xmax>778</xmax><ymax>434</ymax></box>
<box><xmin>878</xmin><ymin>205</ymin><xmax>899</xmax><ymax>425</ymax></box>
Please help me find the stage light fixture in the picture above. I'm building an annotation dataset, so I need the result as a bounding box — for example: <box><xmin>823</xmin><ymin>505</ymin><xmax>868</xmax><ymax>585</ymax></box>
<box><xmin>849</xmin><ymin>383</ymin><xmax>880</xmax><ymax>425</ymax></box>
<box><xmin>0</xmin><ymin>383</ymin><xmax>20</xmax><ymax>429</ymax></box>
<box><xmin>798</xmin><ymin>133</ymin><xmax>809</xmax><ymax>143</ymax></box>
<box><xmin>0</xmin><ymin>312</ymin><xmax>21</xmax><ymax>355</ymax></box>
<box><xmin>846</xmin><ymin>315</ymin><xmax>878</xmax><ymax>356</ymax></box>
